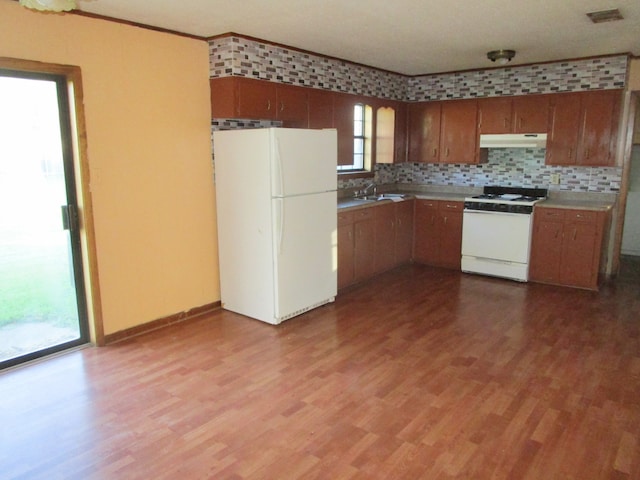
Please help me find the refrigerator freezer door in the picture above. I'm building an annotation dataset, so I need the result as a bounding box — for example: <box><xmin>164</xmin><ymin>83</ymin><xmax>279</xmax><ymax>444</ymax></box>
<box><xmin>272</xmin><ymin>191</ymin><xmax>337</xmax><ymax>322</ymax></box>
<box><xmin>271</xmin><ymin>128</ymin><xmax>337</xmax><ymax>197</ymax></box>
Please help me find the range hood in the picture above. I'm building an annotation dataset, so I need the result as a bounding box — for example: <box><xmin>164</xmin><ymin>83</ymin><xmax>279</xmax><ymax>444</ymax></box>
<box><xmin>479</xmin><ymin>133</ymin><xmax>547</xmax><ymax>149</ymax></box>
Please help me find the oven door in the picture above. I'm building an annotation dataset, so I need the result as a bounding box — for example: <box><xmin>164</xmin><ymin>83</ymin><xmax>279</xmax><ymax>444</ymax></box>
<box><xmin>461</xmin><ymin>210</ymin><xmax>533</xmax><ymax>263</ymax></box>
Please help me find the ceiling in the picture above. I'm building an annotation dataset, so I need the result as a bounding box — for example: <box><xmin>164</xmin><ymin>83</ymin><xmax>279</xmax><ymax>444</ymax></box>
<box><xmin>75</xmin><ymin>0</ymin><xmax>640</xmax><ymax>75</ymax></box>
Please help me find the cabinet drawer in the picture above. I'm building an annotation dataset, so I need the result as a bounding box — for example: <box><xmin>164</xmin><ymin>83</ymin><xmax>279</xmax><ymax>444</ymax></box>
<box><xmin>565</xmin><ymin>210</ymin><xmax>597</xmax><ymax>223</ymax></box>
<box><xmin>536</xmin><ymin>208</ymin><xmax>566</xmax><ymax>221</ymax></box>
<box><xmin>416</xmin><ymin>199</ymin><xmax>438</xmax><ymax>209</ymax></box>
<box><xmin>353</xmin><ymin>208</ymin><xmax>374</xmax><ymax>221</ymax></box>
<box><xmin>338</xmin><ymin>211</ymin><xmax>354</xmax><ymax>226</ymax></box>
<box><xmin>439</xmin><ymin>201</ymin><xmax>463</xmax><ymax>211</ymax></box>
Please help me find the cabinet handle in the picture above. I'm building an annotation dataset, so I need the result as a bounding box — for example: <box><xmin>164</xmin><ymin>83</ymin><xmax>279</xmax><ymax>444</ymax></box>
<box><xmin>573</xmin><ymin>228</ymin><xmax>577</xmax><ymax>241</ymax></box>
<box><xmin>585</xmin><ymin>148</ymin><xmax>590</xmax><ymax>159</ymax></box>
<box><xmin>267</xmin><ymin>99</ymin><xmax>271</xmax><ymax>111</ymax></box>
<box><xmin>518</xmin><ymin>117</ymin><xmax>523</xmax><ymax>129</ymax></box>
<box><xmin>446</xmin><ymin>147</ymin><xmax>450</xmax><ymax>157</ymax></box>
<box><xmin>444</xmin><ymin>216</ymin><xmax>448</xmax><ymax>225</ymax></box>
<box><xmin>280</xmin><ymin>101</ymin><xmax>284</xmax><ymax>112</ymax></box>
<box><xmin>568</xmin><ymin>147</ymin><xmax>572</xmax><ymax>159</ymax></box>
<box><xmin>433</xmin><ymin>148</ymin><xmax>437</xmax><ymax>157</ymax></box>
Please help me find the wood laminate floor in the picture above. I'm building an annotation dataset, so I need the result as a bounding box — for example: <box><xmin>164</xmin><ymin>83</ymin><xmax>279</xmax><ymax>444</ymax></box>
<box><xmin>1</xmin><ymin>264</ymin><xmax>639</xmax><ymax>479</ymax></box>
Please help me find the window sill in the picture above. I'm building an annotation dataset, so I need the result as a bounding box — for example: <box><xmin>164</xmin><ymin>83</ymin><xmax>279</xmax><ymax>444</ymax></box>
<box><xmin>337</xmin><ymin>171</ymin><xmax>374</xmax><ymax>180</ymax></box>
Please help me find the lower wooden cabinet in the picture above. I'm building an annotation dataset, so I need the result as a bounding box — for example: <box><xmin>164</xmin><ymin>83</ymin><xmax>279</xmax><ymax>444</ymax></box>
<box><xmin>337</xmin><ymin>211</ymin><xmax>356</xmax><ymax>289</ymax></box>
<box><xmin>529</xmin><ymin>207</ymin><xmax>608</xmax><ymax>290</ymax></box>
<box><xmin>374</xmin><ymin>203</ymin><xmax>396</xmax><ymax>274</ymax></box>
<box><xmin>413</xmin><ymin>199</ymin><xmax>463</xmax><ymax>269</ymax></box>
<box><xmin>338</xmin><ymin>200</ymin><xmax>416</xmax><ymax>289</ymax></box>
<box><xmin>394</xmin><ymin>200</ymin><xmax>414</xmax><ymax>264</ymax></box>
<box><xmin>337</xmin><ymin>209</ymin><xmax>375</xmax><ymax>289</ymax></box>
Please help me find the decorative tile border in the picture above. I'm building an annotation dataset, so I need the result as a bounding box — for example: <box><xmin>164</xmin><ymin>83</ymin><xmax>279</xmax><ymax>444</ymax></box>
<box><xmin>210</xmin><ymin>36</ymin><xmax>627</xmax><ymax>102</ymax></box>
<box><xmin>407</xmin><ymin>56</ymin><xmax>628</xmax><ymax>101</ymax></box>
<box><xmin>209</xmin><ymin>36</ymin><xmax>407</xmax><ymax>100</ymax></box>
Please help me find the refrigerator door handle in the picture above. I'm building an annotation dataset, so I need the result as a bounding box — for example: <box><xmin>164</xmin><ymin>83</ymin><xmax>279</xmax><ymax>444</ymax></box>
<box><xmin>274</xmin><ymin>137</ymin><xmax>285</xmax><ymax>197</ymax></box>
<box><xmin>275</xmin><ymin>198</ymin><xmax>284</xmax><ymax>255</ymax></box>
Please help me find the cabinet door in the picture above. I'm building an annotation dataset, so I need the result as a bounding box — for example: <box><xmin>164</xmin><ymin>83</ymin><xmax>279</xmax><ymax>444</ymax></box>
<box><xmin>546</xmin><ymin>93</ymin><xmax>581</xmax><ymax>166</ymax></box>
<box><xmin>333</xmin><ymin>93</ymin><xmax>357</xmax><ymax>167</ymax></box>
<box><xmin>395</xmin><ymin>200</ymin><xmax>414</xmax><ymax>264</ymax></box>
<box><xmin>210</xmin><ymin>77</ymin><xmax>237</xmax><ymax>118</ymax></box>
<box><xmin>529</xmin><ymin>209</ymin><xmax>565</xmax><ymax>283</ymax></box>
<box><xmin>478</xmin><ymin>97</ymin><xmax>512</xmax><ymax>134</ymax></box>
<box><xmin>560</xmin><ymin>221</ymin><xmax>599</xmax><ymax>288</ymax></box>
<box><xmin>236</xmin><ymin>78</ymin><xmax>277</xmax><ymax>119</ymax></box>
<box><xmin>354</xmin><ymin>217</ymin><xmax>375</xmax><ymax>281</ymax></box>
<box><xmin>337</xmin><ymin>222</ymin><xmax>355</xmax><ymax>289</ymax></box>
<box><xmin>513</xmin><ymin>94</ymin><xmax>549</xmax><ymax>133</ymax></box>
<box><xmin>276</xmin><ymin>85</ymin><xmax>308</xmax><ymax>128</ymax></box>
<box><xmin>440</xmin><ymin>100</ymin><xmax>478</xmax><ymax>164</ymax></box>
<box><xmin>413</xmin><ymin>200</ymin><xmax>440</xmax><ymax>264</ymax></box>
<box><xmin>394</xmin><ymin>101</ymin><xmax>408</xmax><ymax>163</ymax></box>
<box><xmin>438</xmin><ymin>202</ymin><xmax>463</xmax><ymax>269</ymax></box>
<box><xmin>374</xmin><ymin>203</ymin><xmax>397</xmax><ymax>274</ymax></box>
<box><xmin>408</xmin><ymin>102</ymin><xmax>441</xmax><ymax>162</ymax></box>
<box><xmin>578</xmin><ymin>90</ymin><xmax>621</xmax><ymax>166</ymax></box>
<box><xmin>308</xmin><ymin>89</ymin><xmax>334</xmax><ymax>129</ymax></box>
<box><xmin>559</xmin><ymin>210</ymin><xmax>603</xmax><ymax>289</ymax></box>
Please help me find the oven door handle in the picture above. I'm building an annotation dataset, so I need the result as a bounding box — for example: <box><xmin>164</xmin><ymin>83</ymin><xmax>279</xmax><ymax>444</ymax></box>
<box><xmin>463</xmin><ymin>210</ymin><xmax>531</xmax><ymax>217</ymax></box>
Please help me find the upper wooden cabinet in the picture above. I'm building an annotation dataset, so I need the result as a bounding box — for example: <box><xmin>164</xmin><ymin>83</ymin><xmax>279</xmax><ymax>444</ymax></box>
<box><xmin>545</xmin><ymin>93</ymin><xmax>582</xmax><ymax>165</ymax></box>
<box><xmin>478</xmin><ymin>94</ymin><xmax>549</xmax><ymax>134</ymax></box>
<box><xmin>547</xmin><ymin>89</ymin><xmax>622</xmax><ymax>167</ymax></box>
<box><xmin>408</xmin><ymin>101</ymin><xmax>441</xmax><ymax>163</ymax></box>
<box><xmin>307</xmin><ymin>88</ymin><xmax>334</xmax><ymax>129</ymax></box>
<box><xmin>210</xmin><ymin>77</ymin><xmax>308</xmax><ymax>127</ymax></box>
<box><xmin>408</xmin><ymin>99</ymin><xmax>482</xmax><ymax>164</ymax></box>
<box><xmin>275</xmin><ymin>84</ymin><xmax>309</xmax><ymax>128</ymax></box>
<box><xmin>578</xmin><ymin>90</ymin><xmax>621</xmax><ymax>166</ymax></box>
<box><xmin>440</xmin><ymin>99</ymin><xmax>479</xmax><ymax>164</ymax></box>
<box><xmin>394</xmin><ymin>101</ymin><xmax>408</xmax><ymax>163</ymax></box>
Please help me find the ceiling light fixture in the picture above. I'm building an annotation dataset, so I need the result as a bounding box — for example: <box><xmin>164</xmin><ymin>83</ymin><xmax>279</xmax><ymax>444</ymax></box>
<box><xmin>19</xmin><ymin>0</ymin><xmax>77</xmax><ymax>12</ymax></box>
<box><xmin>487</xmin><ymin>50</ymin><xmax>516</xmax><ymax>66</ymax></box>
<box><xmin>586</xmin><ymin>8</ymin><xmax>623</xmax><ymax>23</ymax></box>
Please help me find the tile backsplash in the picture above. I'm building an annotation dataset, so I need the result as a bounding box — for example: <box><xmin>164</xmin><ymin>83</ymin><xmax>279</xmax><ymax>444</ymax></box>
<box><xmin>342</xmin><ymin>152</ymin><xmax>621</xmax><ymax>194</ymax></box>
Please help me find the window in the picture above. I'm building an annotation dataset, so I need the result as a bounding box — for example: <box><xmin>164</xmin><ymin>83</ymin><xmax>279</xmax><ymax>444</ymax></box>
<box><xmin>338</xmin><ymin>103</ymin><xmax>373</xmax><ymax>172</ymax></box>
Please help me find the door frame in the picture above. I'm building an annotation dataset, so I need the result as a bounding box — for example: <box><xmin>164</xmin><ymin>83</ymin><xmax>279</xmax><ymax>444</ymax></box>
<box><xmin>612</xmin><ymin>90</ymin><xmax>639</xmax><ymax>274</ymax></box>
<box><xmin>0</xmin><ymin>56</ymin><xmax>105</xmax><ymax>346</ymax></box>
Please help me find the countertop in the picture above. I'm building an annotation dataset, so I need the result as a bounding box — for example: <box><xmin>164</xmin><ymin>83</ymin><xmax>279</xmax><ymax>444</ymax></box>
<box><xmin>338</xmin><ymin>185</ymin><xmax>617</xmax><ymax>213</ymax></box>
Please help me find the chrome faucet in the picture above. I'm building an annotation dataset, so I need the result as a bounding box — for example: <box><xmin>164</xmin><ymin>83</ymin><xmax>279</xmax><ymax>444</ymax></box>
<box><xmin>353</xmin><ymin>182</ymin><xmax>377</xmax><ymax>198</ymax></box>
<box><xmin>363</xmin><ymin>182</ymin><xmax>376</xmax><ymax>196</ymax></box>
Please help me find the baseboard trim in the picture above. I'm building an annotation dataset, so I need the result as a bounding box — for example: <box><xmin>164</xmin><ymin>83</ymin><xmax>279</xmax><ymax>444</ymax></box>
<box><xmin>103</xmin><ymin>301</ymin><xmax>221</xmax><ymax>345</ymax></box>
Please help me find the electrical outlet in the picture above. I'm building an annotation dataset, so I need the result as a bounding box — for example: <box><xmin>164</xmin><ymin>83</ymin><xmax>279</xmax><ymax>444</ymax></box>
<box><xmin>550</xmin><ymin>173</ymin><xmax>561</xmax><ymax>185</ymax></box>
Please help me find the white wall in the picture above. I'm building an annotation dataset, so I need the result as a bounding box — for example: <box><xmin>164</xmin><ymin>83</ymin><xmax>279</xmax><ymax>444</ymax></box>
<box><xmin>622</xmin><ymin>145</ymin><xmax>640</xmax><ymax>255</ymax></box>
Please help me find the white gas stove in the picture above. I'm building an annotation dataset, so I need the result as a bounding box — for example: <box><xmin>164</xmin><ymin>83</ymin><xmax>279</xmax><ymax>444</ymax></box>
<box><xmin>461</xmin><ymin>186</ymin><xmax>548</xmax><ymax>281</ymax></box>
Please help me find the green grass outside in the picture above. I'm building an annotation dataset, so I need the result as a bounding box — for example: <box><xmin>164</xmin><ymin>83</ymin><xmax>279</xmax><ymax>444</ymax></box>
<box><xmin>0</xmin><ymin>230</ymin><xmax>79</xmax><ymax>330</ymax></box>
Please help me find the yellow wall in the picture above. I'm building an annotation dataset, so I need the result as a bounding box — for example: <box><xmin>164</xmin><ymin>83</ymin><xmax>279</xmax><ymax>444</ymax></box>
<box><xmin>0</xmin><ymin>0</ymin><xmax>219</xmax><ymax>335</ymax></box>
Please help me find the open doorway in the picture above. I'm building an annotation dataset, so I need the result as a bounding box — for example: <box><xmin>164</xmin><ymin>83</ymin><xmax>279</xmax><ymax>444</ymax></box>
<box><xmin>619</xmin><ymin>94</ymin><xmax>640</xmax><ymax>283</ymax></box>
<box><xmin>0</xmin><ymin>70</ymin><xmax>90</xmax><ymax>369</ymax></box>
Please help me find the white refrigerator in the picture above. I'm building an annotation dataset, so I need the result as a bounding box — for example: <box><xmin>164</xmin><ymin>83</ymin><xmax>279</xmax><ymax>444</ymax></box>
<box><xmin>213</xmin><ymin>127</ymin><xmax>338</xmax><ymax>325</ymax></box>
